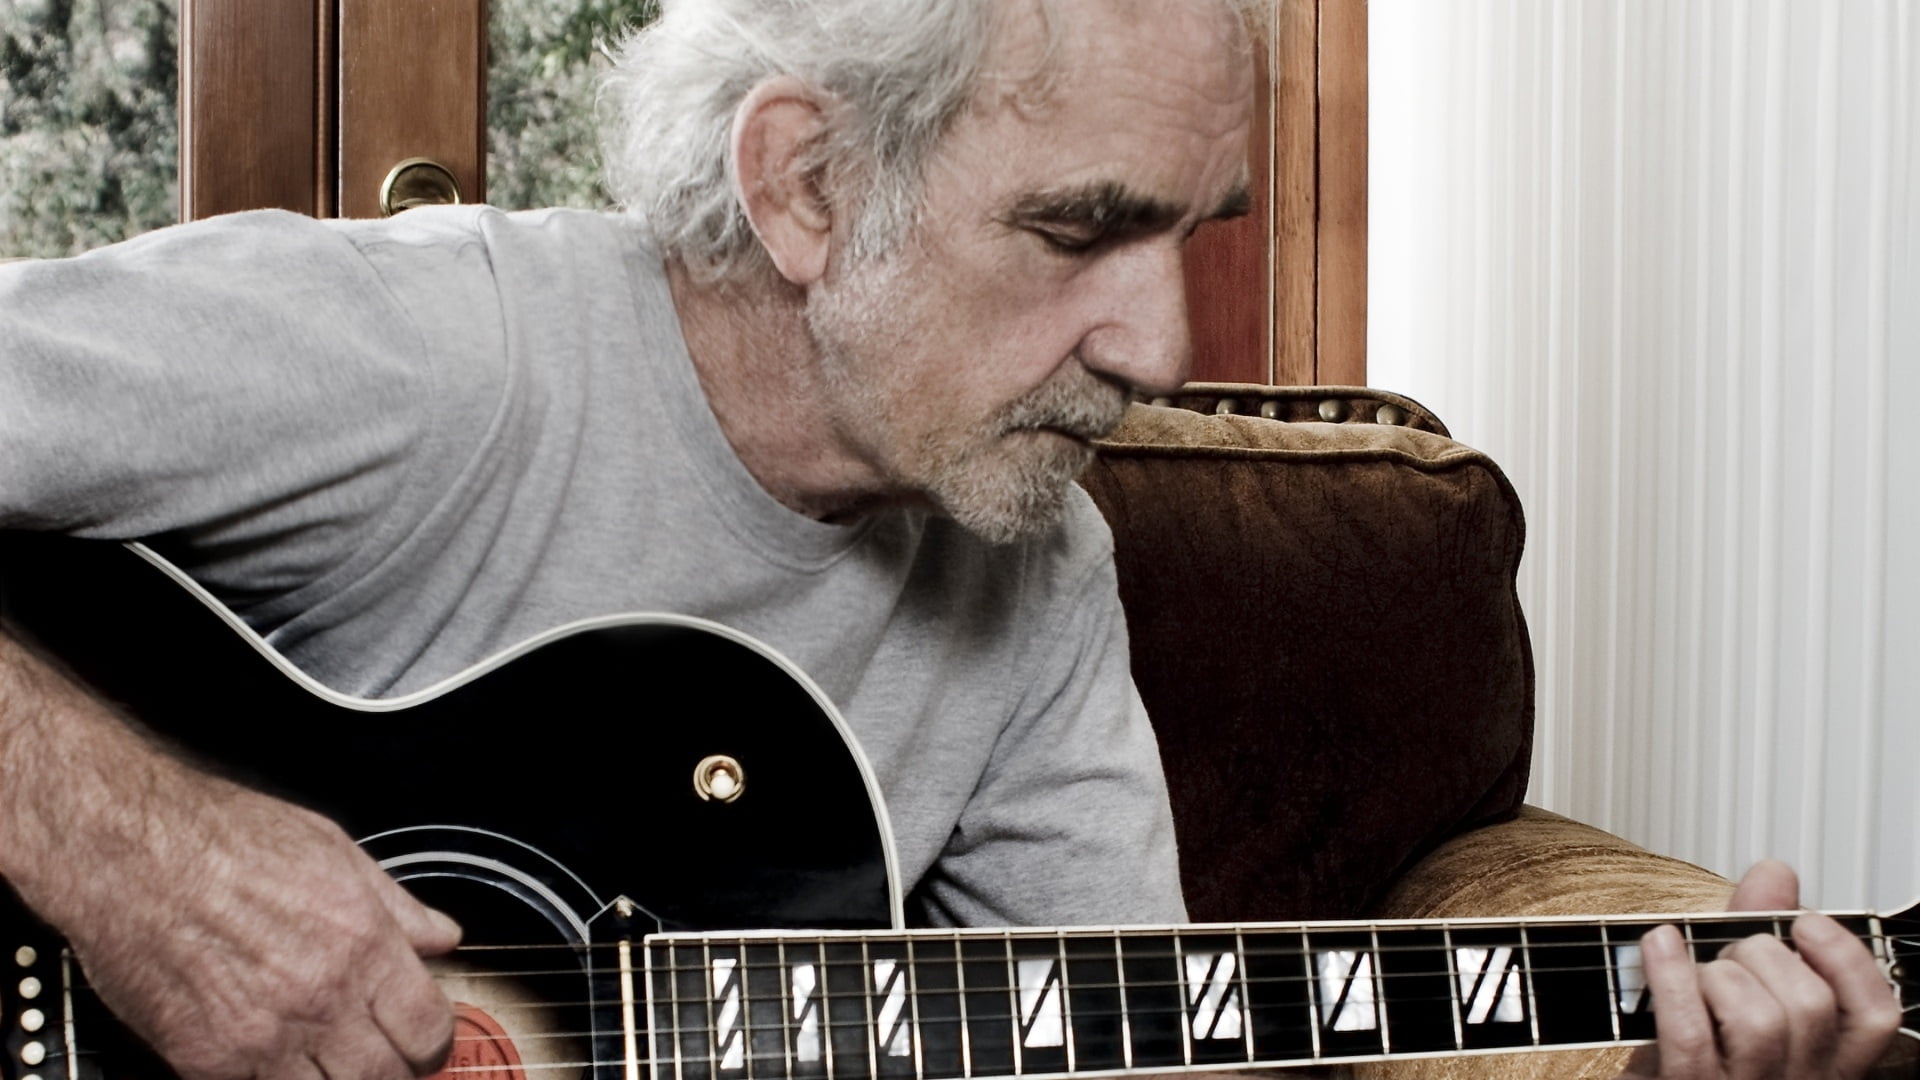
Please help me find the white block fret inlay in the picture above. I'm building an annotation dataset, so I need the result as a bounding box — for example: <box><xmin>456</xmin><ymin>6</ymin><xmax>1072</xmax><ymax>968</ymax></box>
<box><xmin>791</xmin><ymin>962</ymin><xmax>824</xmax><ymax>1063</ymax></box>
<box><xmin>1182</xmin><ymin>951</ymin><xmax>1244</xmax><ymax>1040</ymax></box>
<box><xmin>872</xmin><ymin>960</ymin><xmax>913</xmax><ymax>1058</ymax></box>
<box><xmin>1454</xmin><ymin>947</ymin><xmax>1524</xmax><ymax>1024</ymax></box>
<box><xmin>710</xmin><ymin>957</ymin><xmax>745</xmax><ymax>1071</ymax></box>
<box><xmin>1016</xmin><ymin>959</ymin><xmax>1065</xmax><ymax>1048</ymax></box>
<box><xmin>1613</xmin><ymin>945</ymin><xmax>1651</xmax><ymax>1014</ymax></box>
<box><xmin>1314</xmin><ymin>950</ymin><xmax>1379</xmax><ymax>1032</ymax></box>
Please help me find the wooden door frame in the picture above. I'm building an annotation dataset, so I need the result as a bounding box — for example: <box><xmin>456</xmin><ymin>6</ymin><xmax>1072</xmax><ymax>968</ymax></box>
<box><xmin>1184</xmin><ymin>0</ymin><xmax>1367</xmax><ymax>386</ymax></box>
<box><xmin>1272</xmin><ymin>0</ymin><xmax>1369</xmax><ymax>386</ymax></box>
<box><xmin>179</xmin><ymin>0</ymin><xmax>333</xmax><ymax>220</ymax></box>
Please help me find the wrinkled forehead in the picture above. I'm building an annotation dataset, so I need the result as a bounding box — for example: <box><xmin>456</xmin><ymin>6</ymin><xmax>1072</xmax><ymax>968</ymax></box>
<box><xmin>975</xmin><ymin>0</ymin><xmax>1255</xmax><ymax>113</ymax></box>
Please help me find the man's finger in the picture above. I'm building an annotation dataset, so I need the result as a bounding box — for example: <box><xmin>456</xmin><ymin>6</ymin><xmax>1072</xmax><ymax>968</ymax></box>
<box><xmin>1792</xmin><ymin>911</ymin><xmax>1903</xmax><ymax>1078</ymax></box>
<box><xmin>1639</xmin><ymin>924</ymin><xmax>1717</xmax><ymax>1077</ymax></box>
<box><xmin>316</xmin><ymin>1016</ymin><xmax>427</xmax><ymax>1080</ymax></box>
<box><xmin>1726</xmin><ymin>858</ymin><xmax>1799</xmax><ymax>913</ymax></box>
<box><xmin>1715</xmin><ymin>933</ymin><xmax>1833</xmax><ymax>1071</ymax></box>
<box><xmin>366</xmin><ymin>956</ymin><xmax>457</xmax><ymax>1077</ymax></box>
<box><xmin>1695</xmin><ymin>956</ymin><xmax>1790</xmax><ymax>1077</ymax></box>
<box><xmin>369</xmin><ymin>867</ymin><xmax>463</xmax><ymax>954</ymax></box>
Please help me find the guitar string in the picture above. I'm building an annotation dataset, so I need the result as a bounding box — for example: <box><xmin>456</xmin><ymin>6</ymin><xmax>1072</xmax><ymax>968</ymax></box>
<box><xmin>55</xmin><ymin>932</ymin><xmax>1910</xmax><ymax>1015</ymax></box>
<box><xmin>44</xmin><ymin>976</ymin><xmax>1755</xmax><ymax>1049</ymax></box>
<box><xmin>53</xmin><ymin>947</ymin><xmax>1897</xmax><ymax>1022</ymax></box>
<box><xmin>55</xmin><ymin>928</ymin><xmax>1915</xmax><ymax>1055</ymax></box>
<box><xmin>440</xmin><ymin>917</ymin><xmax>1919</xmax><ymax>955</ymax></box>
<box><xmin>380</xmin><ymin>925</ymin><xmax>1912</xmax><ymax>969</ymax></box>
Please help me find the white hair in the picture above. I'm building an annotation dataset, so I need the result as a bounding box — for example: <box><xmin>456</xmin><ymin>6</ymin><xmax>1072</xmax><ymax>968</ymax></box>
<box><xmin>597</xmin><ymin>0</ymin><xmax>1272</xmax><ymax>284</ymax></box>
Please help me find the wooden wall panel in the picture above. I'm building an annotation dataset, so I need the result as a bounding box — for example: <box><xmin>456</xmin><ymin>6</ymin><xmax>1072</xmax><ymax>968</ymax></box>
<box><xmin>1184</xmin><ymin>42</ymin><xmax>1274</xmax><ymax>386</ymax></box>
<box><xmin>1270</xmin><ymin>0</ymin><xmax>1322</xmax><ymax>386</ymax></box>
<box><xmin>1183</xmin><ymin>0</ymin><xmax>1368</xmax><ymax>387</ymax></box>
<box><xmin>1317</xmin><ymin>0</ymin><xmax>1368</xmax><ymax>385</ymax></box>
<box><xmin>180</xmin><ymin>0</ymin><xmax>323</xmax><ymax>221</ymax></box>
<box><xmin>336</xmin><ymin>0</ymin><xmax>487</xmax><ymax>218</ymax></box>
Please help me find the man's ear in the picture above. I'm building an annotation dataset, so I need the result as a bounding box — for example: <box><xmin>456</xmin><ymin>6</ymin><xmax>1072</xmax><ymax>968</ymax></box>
<box><xmin>731</xmin><ymin>77</ymin><xmax>834</xmax><ymax>286</ymax></box>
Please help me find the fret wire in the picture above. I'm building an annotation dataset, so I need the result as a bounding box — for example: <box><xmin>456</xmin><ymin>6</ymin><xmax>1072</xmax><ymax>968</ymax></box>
<box><xmin>777</xmin><ymin>939</ymin><xmax>795</xmax><ymax>1080</ymax></box>
<box><xmin>704</xmin><ymin>939</ymin><xmax>722</xmax><ymax>1080</ymax></box>
<box><xmin>1003</xmin><ymin>933</ymin><xmax>1023</xmax><ymax>1079</ymax></box>
<box><xmin>1600</xmin><ymin>924</ymin><xmax>1623</xmax><ymax>1043</ymax></box>
<box><xmin>860</xmin><ymin>933</ymin><xmax>879</xmax><ymax>1076</ymax></box>
<box><xmin>1441</xmin><ymin>925</ymin><xmax>1464</xmax><ymax>1052</ymax></box>
<box><xmin>1055</xmin><ymin>934</ymin><xmax>1076</xmax><ymax>1075</ymax></box>
<box><xmin>1233</xmin><ymin>927</ymin><xmax>1253</xmax><ymax>1066</ymax></box>
<box><xmin>1518</xmin><ymin>923</ymin><xmax>1541</xmax><ymax>1048</ymax></box>
<box><xmin>906</xmin><ymin>936</ymin><xmax>925</xmax><ymax>1080</ymax></box>
<box><xmin>1371</xmin><ymin>927</ymin><xmax>1391</xmax><ymax>1055</ymax></box>
<box><xmin>1172</xmin><ymin>928</ymin><xmax>1193</xmax><ymax>1069</ymax></box>
<box><xmin>819</xmin><ymin>940</ymin><xmax>838</xmax><ymax>1080</ymax></box>
<box><xmin>1167</xmin><ymin>922</ymin><xmax>1182</xmax><ymax>1060</ymax></box>
<box><xmin>955</xmin><ymin>932</ymin><xmax>974</xmax><ymax>1080</ymax></box>
<box><xmin>623</xmin><ymin>939</ymin><xmax>644</xmax><ymax>1080</ymax></box>
<box><xmin>670</xmin><ymin>943</ymin><xmax>688</xmax><ymax>1080</ymax></box>
<box><xmin>1111</xmin><ymin>935</ymin><xmax>1133</xmax><ymax>1073</ymax></box>
<box><xmin>1301</xmin><ymin>928</ymin><xmax>1323</xmax><ymax>1062</ymax></box>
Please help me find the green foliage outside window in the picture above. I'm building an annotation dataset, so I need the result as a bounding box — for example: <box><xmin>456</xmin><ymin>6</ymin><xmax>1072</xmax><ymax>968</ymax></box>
<box><xmin>0</xmin><ymin>0</ymin><xmax>178</xmax><ymax>258</ymax></box>
<box><xmin>0</xmin><ymin>0</ymin><xmax>656</xmax><ymax>257</ymax></box>
<box><xmin>487</xmin><ymin>0</ymin><xmax>659</xmax><ymax>212</ymax></box>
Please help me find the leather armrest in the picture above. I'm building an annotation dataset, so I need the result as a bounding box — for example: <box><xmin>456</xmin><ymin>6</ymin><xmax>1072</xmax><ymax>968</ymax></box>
<box><xmin>1350</xmin><ymin>806</ymin><xmax>1916</xmax><ymax>1079</ymax></box>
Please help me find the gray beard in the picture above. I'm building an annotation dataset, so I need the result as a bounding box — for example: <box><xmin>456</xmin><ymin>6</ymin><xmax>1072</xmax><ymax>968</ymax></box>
<box><xmin>805</xmin><ymin>262</ymin><xmax>1128</xmax><ymax>544</ymax></box>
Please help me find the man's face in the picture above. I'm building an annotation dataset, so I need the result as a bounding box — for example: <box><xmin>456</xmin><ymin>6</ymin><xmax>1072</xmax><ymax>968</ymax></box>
<box><xmin>805</xmin><ymin>0</ymin><xmax>1255</xmax><ymax>543</ymax></box>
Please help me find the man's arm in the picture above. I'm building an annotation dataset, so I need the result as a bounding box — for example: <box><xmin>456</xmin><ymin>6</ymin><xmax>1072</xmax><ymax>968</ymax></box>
<box><xmin>0</xmin><ymin>628</ymin><xmax>460</xmax><ymax>1080</ymax></box>
<box><xmin>1619</xmin><ymin>860</ymin><xmax>1902</xmax><ymax>1080</ymax></box>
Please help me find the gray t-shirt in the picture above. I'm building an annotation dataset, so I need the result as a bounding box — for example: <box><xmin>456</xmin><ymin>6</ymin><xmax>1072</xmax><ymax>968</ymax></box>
<box><xmin>0</xmin><ymin>205</ymin><xmax>1185</xmax><ymax>927</ymax></box>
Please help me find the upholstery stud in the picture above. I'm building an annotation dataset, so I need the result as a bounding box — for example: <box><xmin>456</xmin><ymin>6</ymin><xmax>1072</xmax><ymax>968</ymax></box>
<box><xmin>1317</xmin><ymin>398</ymin><xmax>1349</xmax><ymax>422</ymax></box>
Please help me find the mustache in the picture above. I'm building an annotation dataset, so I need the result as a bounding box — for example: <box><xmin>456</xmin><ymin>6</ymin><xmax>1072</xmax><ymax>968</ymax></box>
<box><xmin>997</xmin><ymin>371</ymin><xmax>1130</xmax><ymax>441</ymax></box>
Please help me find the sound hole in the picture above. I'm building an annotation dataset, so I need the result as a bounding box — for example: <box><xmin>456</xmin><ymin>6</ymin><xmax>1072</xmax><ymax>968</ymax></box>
<box><xmin>406</xmin><ymin>876</ymin><xmax>593</xmax><ymax>1080</ymax></box>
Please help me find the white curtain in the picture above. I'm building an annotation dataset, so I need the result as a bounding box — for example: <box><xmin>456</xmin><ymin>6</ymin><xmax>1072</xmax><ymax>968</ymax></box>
<box><xmin>1370</xmin><ymin>0</ymin><xmax>1920</xmax><ymax>910</ymax></box>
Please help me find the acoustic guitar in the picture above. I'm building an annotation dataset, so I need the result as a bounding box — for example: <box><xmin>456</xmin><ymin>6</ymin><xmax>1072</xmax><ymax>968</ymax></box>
<box><xmin>0</xmin><ymin>536</ymin><xmax>1912</xmax><ymax>1080</ymax></box>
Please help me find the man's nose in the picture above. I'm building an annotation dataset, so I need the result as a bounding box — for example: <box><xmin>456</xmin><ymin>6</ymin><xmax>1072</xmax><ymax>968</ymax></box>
<box><xmin>1077</xmin><ymin>242</ymin><xmax>1193</xmax><ymax>395</ymax></box>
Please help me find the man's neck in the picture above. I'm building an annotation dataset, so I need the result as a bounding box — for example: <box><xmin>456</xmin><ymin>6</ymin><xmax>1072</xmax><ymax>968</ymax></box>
<box><xmin>665</xmin><ymin>260</ymin><xmax>895</xmax><ymax>523</ymax></box>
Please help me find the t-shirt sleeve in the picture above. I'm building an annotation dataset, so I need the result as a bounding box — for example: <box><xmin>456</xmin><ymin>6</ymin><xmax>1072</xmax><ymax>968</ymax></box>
<box><xmin>0</xmin><ymin>211</ymin><xmax>434</xmax><ymax>591</ymax></box>
<box><xmin>912</xmin><ymin>551</ymin><xmax>1189</xmax><ymax>928</ymax></box>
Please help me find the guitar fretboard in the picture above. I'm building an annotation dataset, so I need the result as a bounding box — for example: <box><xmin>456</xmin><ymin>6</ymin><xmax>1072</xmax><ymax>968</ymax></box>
<box><xmin>640</xmin><ymin>913</ymin><xmax>1883</xmax><ymax>1079</ymax></box>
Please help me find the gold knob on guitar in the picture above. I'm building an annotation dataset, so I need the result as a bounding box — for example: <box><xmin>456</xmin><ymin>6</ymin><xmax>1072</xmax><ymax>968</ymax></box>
<box><xmin>693</xmin><ymin>755</ymin><xmax>746</xmax><ymax>803</ymax></box>
<box><xmin>378</xmin><ymin>158</ymin><xmax>462</xmax><ymax>217</ymax></box>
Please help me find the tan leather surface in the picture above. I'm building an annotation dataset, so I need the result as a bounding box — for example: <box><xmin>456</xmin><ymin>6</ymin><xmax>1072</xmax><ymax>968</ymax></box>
<box><xmin>1352</xmin><ymin>807</ymin><xmax>1916</xmax><ymax>1079</ymax></box>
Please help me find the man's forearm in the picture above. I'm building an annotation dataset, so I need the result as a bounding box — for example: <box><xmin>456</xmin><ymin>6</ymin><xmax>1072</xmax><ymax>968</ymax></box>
<box><xmin>0</xmin><ymin>626</ymin><xmax>168</xmax><ymax>909</ymax></box>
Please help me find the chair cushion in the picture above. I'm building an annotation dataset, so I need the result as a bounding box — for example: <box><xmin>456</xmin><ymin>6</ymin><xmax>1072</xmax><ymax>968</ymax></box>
<box><xmin>1081</xmin><ymin>394</ymin><xmax>1533</xmax><ymax>921</ymax></box>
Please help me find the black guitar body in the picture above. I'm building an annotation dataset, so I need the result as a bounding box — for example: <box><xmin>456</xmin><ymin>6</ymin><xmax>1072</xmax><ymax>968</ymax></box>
<box><xmin>6</xmin><ymin>536</ymin><xmax>1915</xmax><ymax>1080</ymax></box>
<box><xmin>0</xmin><ymin>534</ymin><xmax>899</xmax><ymax>1080</ymax></box>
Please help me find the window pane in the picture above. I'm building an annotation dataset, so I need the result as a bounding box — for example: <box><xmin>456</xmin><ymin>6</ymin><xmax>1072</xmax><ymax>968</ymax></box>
<box><xmin>0</xmin><ymin>0</ymin><xmax>178</xmax><ymax>257</ymax></box>
<box><xmin>487</xmin><ymin>0</ymin><xmax>655</xmax><ymax>211</ymax></box>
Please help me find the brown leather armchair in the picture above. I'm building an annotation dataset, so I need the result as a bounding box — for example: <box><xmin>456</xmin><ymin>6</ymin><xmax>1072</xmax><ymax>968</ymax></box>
<box><xmin>1083</xmin><ymin>385</ymin><xmax>1915</xmax><ymax>1079</ymax></box>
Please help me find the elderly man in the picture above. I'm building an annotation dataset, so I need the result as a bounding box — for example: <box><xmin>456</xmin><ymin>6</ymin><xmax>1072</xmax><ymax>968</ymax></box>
<box><xmin>0</xmin><ymin>1</ymin><xmax>1899</xmax><ymax>1079</ymax></box>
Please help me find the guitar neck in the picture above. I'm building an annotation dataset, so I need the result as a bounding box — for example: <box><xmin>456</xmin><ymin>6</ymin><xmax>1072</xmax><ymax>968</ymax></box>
<box><xmin>642</xmin><ymin>910</ymin><xmax>1888</xmax><ymax>1078</ymax></box>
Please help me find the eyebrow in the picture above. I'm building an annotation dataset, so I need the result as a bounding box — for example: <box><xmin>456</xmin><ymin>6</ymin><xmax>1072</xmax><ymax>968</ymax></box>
<box><xmin>1005</xmin><ymin>178</ymin><xmax>1255</xmax><ymax>238</ymax></box>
